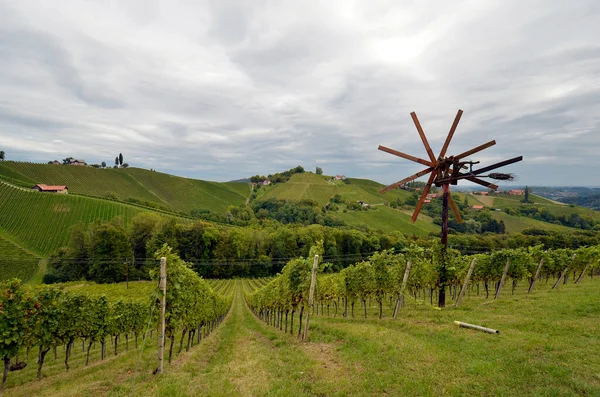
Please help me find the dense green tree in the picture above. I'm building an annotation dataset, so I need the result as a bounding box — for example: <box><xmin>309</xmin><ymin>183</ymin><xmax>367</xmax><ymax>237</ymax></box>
<box><xmin>88</xmin><ymin>222</ymin><xmax>131</xmax><ymax>283</ymax></box>
<box><xmin>101</xmin><ymin>161</ymin><xmax>106</xmax><ymax>168</ymax></box>
<box><xmin>0</xmin><ymin>150</ymin><xmax>4</xmax><ymax>161</ymax></box>
<box><xmin>119</xmin><ymin>153</ymin><xmax>123</xmax><ymax>166</ymax></box>
<box><xmin>316</xmin><ymin>167</ymin><xmax>323</xmax><ymax>175</ymax></box>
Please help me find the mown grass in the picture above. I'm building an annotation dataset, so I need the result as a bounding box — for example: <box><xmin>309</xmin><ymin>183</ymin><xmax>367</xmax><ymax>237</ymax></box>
<box><xmin>7</xmin><ymin>278</ymin><xmax>599</xmax><ymax>396</ymax></box>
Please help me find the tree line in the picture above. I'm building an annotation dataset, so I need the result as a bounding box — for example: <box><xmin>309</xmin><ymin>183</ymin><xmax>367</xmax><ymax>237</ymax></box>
<box><xmin>44</xmin><ymin>210</ymin><xmax>600</xmax><ymax>284</ymax></box>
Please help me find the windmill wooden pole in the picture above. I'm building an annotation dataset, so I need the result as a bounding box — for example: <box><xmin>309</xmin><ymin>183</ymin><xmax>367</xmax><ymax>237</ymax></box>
<box><xmin>439</xmin><ymin>183</ymin><xmax>450</xmax><ymax>307</ymax></box>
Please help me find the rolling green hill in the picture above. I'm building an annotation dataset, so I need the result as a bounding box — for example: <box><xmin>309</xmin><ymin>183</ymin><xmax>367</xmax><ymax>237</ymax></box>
<box><xmin>122</xmin><ymin>167</ymin><xmax>248</xmax><ymax>213</ymax></box>
<box><xmin>259</xmin><ymin>173</ymin><xmax>413</xmax><ymax>207</ymax></box>
<box><xmin>0</xmin><ymin>161</ymin><xmax>250</xmax><ymax>214</ymax></box>
<box><xmin>0</xmin><ymin>181</ymin><xmax>146</xmax><ymax>255</ymax></box>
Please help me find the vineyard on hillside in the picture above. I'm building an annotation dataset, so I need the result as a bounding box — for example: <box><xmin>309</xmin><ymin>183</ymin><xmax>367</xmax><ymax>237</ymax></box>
<box><xmin>0</xmin><ymin>162</ymin><xmax>250</xmax><ymax>214</ymax></box>
<box><xmin>0</xmin><ymin>162</ymin><xmax>161</xmax><ymax>203</ymax></box>
<box><xmin>0</xmin><ymin>182</ymin><xmax>143</xmax><ymax>255</ymax></box>
<box><xmin>0</xmin><ymin>246</ymin><xmax>231</xmax><ymax>391</ymax></box>
<box><xmin>121</xmin><ymin>168</ymin><xmax>248</xmax><ymax>213</ymax></box>
<box><xmin>0</xmin><ymin>236</ymin><xmax>40</xmax><ymax>282</ymax></box>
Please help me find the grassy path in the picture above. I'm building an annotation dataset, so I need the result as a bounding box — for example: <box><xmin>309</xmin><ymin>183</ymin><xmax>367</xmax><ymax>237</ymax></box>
<box><xmin>128</xmin><ymin>280</ymin><xmax>359</xmax><ymax>396</ymax></box>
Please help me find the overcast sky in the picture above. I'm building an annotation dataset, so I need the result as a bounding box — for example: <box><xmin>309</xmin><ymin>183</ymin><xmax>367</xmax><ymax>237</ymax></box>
<box><xmin>1</xmin><ymin>1</ymin><xmax>599</xmax><ymax>186</ymax></box>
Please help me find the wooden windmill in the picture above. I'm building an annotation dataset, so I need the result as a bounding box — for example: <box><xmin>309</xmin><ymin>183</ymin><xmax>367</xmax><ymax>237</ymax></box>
<box><xmin>378</xmin><ymin>109</ymin><xmax>522</xmax><ymax>307</ymax></box>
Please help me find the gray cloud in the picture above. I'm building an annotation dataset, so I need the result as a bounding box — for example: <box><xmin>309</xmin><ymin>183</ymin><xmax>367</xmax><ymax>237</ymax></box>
<box><xmin>0</xmin><ymin>0</ymin><xmax>599</xmax><ymax>185</ymax></box>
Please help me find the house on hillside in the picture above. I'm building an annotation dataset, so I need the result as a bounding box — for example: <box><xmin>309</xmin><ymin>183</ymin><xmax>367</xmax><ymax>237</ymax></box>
<box><xmin>71</xmin><ymin>159</ymin><xmax>87</xmax><ymax>166</ymax></box>
<box><xmin>471</xmin><ymin>205</ymin><xmax>484</xmax><ymax>210</ymax></box>
<box><xmin>424</xmin><ymin>199</ymin><xmax>431</xmax><ymax>203</ymax></box>
<box><xmin>261</xmin><ymin>179</ymin><xmax>271</xmax><ymax>186</ymax></box>
<box><xmin>508</xmin><ymin>189</ymin><xmax>524</xmax><ymax>195</ymax></box>
<box><xmin>50</xmin><ymin>160</ymin><xmax>61</xmax><ymax>165</ymax></box>
<box><xmin>334</xmin><ymin>175</ymin><xmax>346</xmax><ymax>180</ymax></box>
<box><xmin>32</xmin><ymin>184</ymin><xmax>68</xmax><ymax>194</ymax></box>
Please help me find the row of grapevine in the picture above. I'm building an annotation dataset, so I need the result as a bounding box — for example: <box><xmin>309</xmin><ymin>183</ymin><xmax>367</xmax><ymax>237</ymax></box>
<box><xmin>0</xmin><ymin>182</ymin><xmax>143</xmax><ymax>255</ymax></box>
<box><xmin>0</xmin><ymin>245</ymin><xmax>231</xmax><ymax>390</ymax></box>
<box><xmin>0</xmin><ymin>236</ymin><xmax>41</xmax><ymax>282</ymax></box>
<box><xmin>246</xmin><ymin>245</ymin><xmax>600</xmax><ymax>330</ymax></box>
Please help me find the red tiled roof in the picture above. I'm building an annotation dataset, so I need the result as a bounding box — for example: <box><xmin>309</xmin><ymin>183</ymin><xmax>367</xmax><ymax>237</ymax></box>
<box><xmin>33</xmin><ymin>184</ymin><xmax>68</xmax><ymax>191</ymax></box>
<box><xmin>472</xmin><ymin>205</ymin><xmax>484</xmax><ymax>209</ymax></box>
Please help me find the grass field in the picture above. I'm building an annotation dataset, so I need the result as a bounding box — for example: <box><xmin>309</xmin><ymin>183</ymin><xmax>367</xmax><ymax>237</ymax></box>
<box><xmin>491</xmin><ymin>211</ymin><xmax>578</xmax><ymax>234</ymax></box>
<box><xmin>5</xmin><ymin>277</ymin><xmax>600</xmax><ymax>396</ymax></box>
<box><xmin>336</xmin><ymin>205</ymin><xmax>438</xmax><ymax>236</ymax></box>
<box><xmin>260</xmin><ymin>174</ymin><xmax>414</xmax><ymax>208</ymax></box>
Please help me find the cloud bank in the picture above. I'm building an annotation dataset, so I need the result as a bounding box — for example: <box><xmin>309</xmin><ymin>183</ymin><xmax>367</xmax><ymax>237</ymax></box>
<box><xmin>1</xmin><ymin>0</ymin><xmax>599</xmax><ymax>185</ymax></box>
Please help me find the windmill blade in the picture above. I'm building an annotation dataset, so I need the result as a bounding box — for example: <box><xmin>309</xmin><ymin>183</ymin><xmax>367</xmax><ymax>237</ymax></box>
<box><xmin>448</xmin><ymin>195</ymin><xmax>463</xmax><ymax>224</ymax></box>
<box><xmin>470</xmin><ymin>156</ymin><xmax>523</xmax><ymax>176</ymax></box>
<box><xmin>411</xmin><ymin>172</ymin><xmax>436</xmax><ymax>223</ymax></box>
<box><xmin>380</xmin><ymin>167</ymin><xmax>434</xmax><ymax>193</ymax></box>
<box><xmin>410</xmin><ymin>112</ymin><xmax>437</xmax><ymax>163</ymax></box>
<box><xmin>437</xmin><ymin>168</ymin><xmax>499</xmax><ymax>190</ymax></box>
<box><xmin>464</xmin><ymin>176</ymin><xmax>498</xmax><ymax>190</ymax></box>
<box><xmin>378</xmin><ymin>145</ymin><xmax>435</xmax><ymax>167</ymax></box>
<box><xmin>455</xmin><ymin>140</ymin><xmax>496</xmax><ymax>159</ymax></box>
<box><xmin>438</xmin><ymin>109</ymin><xmax>463</xmax><ymax>159</ymax></box>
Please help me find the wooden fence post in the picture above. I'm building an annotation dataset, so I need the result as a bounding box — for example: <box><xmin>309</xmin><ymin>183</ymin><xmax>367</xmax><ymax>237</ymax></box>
<box><xmin>494</xmin><ymin>259</ymin><xmax>510</xmax><ymax>299</ymax></box>
<box><xmin>393</xmin><ymin>261</ymin><xmax>412</xmax><ymax>318</ymax></box>
<box><xmin>302</xmin><ymin>255</ymin><xmax>319</xmax><ymax>341</ymax></box>
<box><xmin>528</xmin><ymin>258</ymin><xmax>544</xmax><ymax>293</ymax></box>
<box><xmin>157</xmin><ymin>257</ymin><xmax>166</xmax><ymax>374</ymax></box>
<box><xmin>552</xmin><ymin>254</ymin><xmax>575</xmax><ymax>289</ymax></box>
<box><xmin>456</xmin><ymin>258</ymin><xmax>477</xmax><ymax>307</ymax></box>
<box><xmin>575</xmin><ymin>262</ymin><xmax>591</xmax><ymax>284</ymax></box>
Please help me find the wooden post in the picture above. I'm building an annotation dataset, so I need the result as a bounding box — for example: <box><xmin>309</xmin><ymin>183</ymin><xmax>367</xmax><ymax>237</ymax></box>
<box><xmin>528</xmin><ymin>258</ymin><xmax>544</xmax><ymax>293</ymax></box>
<box><xmin>553</xmin><ymin>254</ymin><xmax>575</xmax><ymax>289</ymax></box>
<box><xmin>302</xmin><ymin>255</ymin><xmax>319</xmax><ymax>341</ymax></box>
<box><xmin>575</xmin><ymin>262</ymin><xmax>591</xmax><ymax>284</ymax></box>
<box><xmin>455</xmin><ymin>258</ymin><xmax>477</xmax><ymax>307</ymax></box>
<box><xmin>157</xmin><ymin>257</ymin><xmax>166</xmax><ymax>374</ymax></box>
<box><xmin>439</xmin><ymin>183</ymin><xmax>450</xmax><ymax>308</ymax></box>
<box><xmin>393</xmin><ymin>261</ymin><xmax>412</xmax><ymax>318</ymax></box>
<box><xmin>494</xmin><ymin>259</ymin><xmax>510</xmax><ymax>299</ymax></box>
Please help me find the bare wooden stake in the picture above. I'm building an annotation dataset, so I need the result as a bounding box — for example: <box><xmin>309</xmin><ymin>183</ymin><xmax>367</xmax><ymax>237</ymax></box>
<box><xmin>528</xmin><ymin>258</ymin><xmax>544</xmax><ymax>293</ymax></box>
<box><xmin>393</xmin><ymin>260</ymin><xmax>412</xmax><ymax>318</ymax></box>
<box><xmin>157</xmin><ymin>257</ymin><xmax>166</xmax><ymax>374</ymax></box>
<box><xmin>575</xmin><ymin>262</ymin><xmax>591</xmax><ymax>284</ymax></box>
<box><xmin>494</xmin><ymin>259</ymin><xmax>510</xmax><ymax>300</ymax></box>
<box><xmin>455</xmin><ymin>258</ymin><xmax>477</xmax><ymax>307</ymax></box>
<box><xmin>302</xmin><ymin>255</ymin><xmax>319</xmax><ymax>341</ymax></box>
<box><xmin>553</xmin><ymin>254</ymin><xmax>575</xmax><ymax>289</ymax></box>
